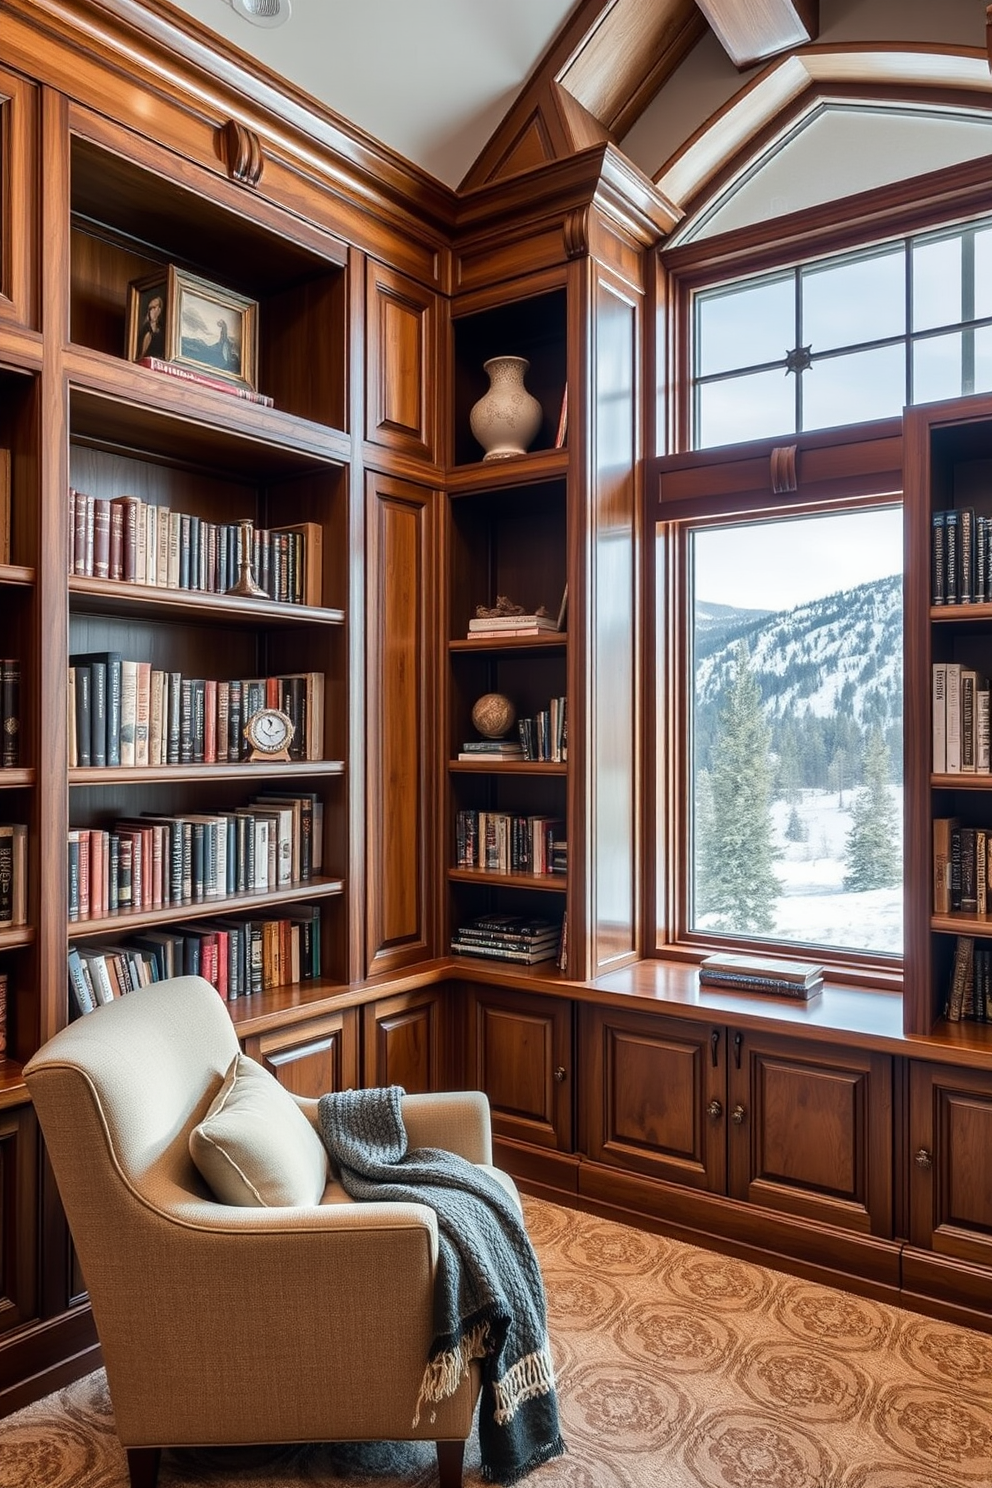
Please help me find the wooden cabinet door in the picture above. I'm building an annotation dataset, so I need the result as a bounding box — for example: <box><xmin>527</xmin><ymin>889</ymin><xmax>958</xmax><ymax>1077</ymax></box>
<box><xmin>0</xmin><ymin>1103</ymin><xmax>38</xmax><ymax>1337</ymax></box>
<box><xmin>243</xmin><ymin>1009</ymin><xmax>360</xmax><ymax>1099</ymax></box>
<box><xmin>909</xmin><ymin>1060</ymin><xmax>992</xmax><ymax>1266</ymax></box>
<box><xmin>466</xmin><ymin>986</ymin><xmax>573</xmax><ymax>1152</ymax></box>
<box><xmin>728</xmin><ymin>1029</ymin><xmax>893</xmax><ymax>1236</ymax></box>
<box><xmin>362</xmin><ymin>987</ymin><xmax>447</xmax><ymax>1094</ymax></box>
<box><xmin>578</xmin><ymin>1004</ymin><xmax>726</xmax><ymax>1193</ymax></box>
<box><xmin>365</xmin><ymin>259</ymin><xmax>437</xmax><ymax>461</ymax></box>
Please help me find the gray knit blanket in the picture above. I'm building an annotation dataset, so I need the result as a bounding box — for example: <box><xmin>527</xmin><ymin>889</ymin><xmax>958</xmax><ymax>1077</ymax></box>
<box><xmin>317</xmin><ymin>1086</ymin><xmax>565</xmax><ymax>1486</ymax></box>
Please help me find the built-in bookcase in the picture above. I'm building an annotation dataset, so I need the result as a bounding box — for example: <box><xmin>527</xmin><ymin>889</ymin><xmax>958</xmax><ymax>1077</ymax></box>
<box><xmin>905</xmin><ymin>390</ymin><xmax>992</xmax><ymax>1041</ymax></box>
<box><xmin>446</xmin><ymin>286</ymin><xmax>570</xmax><ymax>966</ymax></box>
<box><xmin>57</xmin><ymin>121</ymin><xmax>354</xmax><ymax>1019</ymax></box>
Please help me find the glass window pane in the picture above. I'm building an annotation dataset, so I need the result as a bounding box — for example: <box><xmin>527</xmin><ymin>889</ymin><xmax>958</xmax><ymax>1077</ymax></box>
<box><xmin>912</xmin><ymin>233</ymin><xmax>962</xmax><ymax>333</ymax></box>
<box><xmin>975</xmin><ymin>325</ymin><xmax>992</xmax><ymax>394</ymax></box>
<box><xmin>803</xmin><ymin>344</ymin><xmax>906</xmax><ymax>431</ymax></box>
<box><xmin>802</xmin><ymin>248</ymin><xmax>905</xmax><ymax>352</ymax></box>
<box><xmin>975</xmin><ymin>229</ymin><xmax>992</xmax><ymax>321</ymax></box>
<box><xmin>687</xmin><ymin>508</ymin><xmax>903</xmax><ymax>957</ymax></box>
<box><xmin>913</xmin><ymin>331</ymin><xmax>965</xmax><ymax>405</ymax></box>
<box><xmin>696</xmin><ymin>367</ymin><xmax>795</xmax><ymax>449</ymax></box>
<box><xmin>695</xmin><ymin>274</ymin><xmax>794</xmax><ymax>377</ymax></box>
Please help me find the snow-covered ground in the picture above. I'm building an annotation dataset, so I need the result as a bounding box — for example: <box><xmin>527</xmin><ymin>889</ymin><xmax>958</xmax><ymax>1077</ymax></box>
<box><xmin>697</xmin><ymin>786</ymin><xmax>904</xmax><ymax>956</ymax></box>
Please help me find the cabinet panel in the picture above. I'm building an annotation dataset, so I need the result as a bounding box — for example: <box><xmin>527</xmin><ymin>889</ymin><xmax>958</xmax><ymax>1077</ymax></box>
<box><xmin>909</xmin><ymin>1059</ymin><xmax>992</xmax><ymax>1266</ymax></box>
<box><xmin>0</xmin><ymin>66</ymin><xmax>38</xmax><ymax>330</ymax></box>
<box><xmin>730</xmin><ymin>1032</ymin><xmax>892</xmax><ymax>1236</ymax></box>
<box><xmin>0</xmin><ymin>1103</ymin><xmax>37</xmax><ymax>1337</ymax></box>
<box><xmin>243</xmin><ymin>1009</ymin><xmax>359</xmax><ymax>1098</ymax></box>
<box><xmin>466</xmin><ymin>986</ymin><xmax>572</xmax><ymax>1151</ymax></box>
<box><xmin>579</xmin><ymin>1005</ymin><xmax>725</xmax><ymax>1191</ymax></box>
<box><xmin>362</xmin><ymin>987</ymin><xmax>447</xmax><ymax>1094</ymax></box>
<box><xmin>365</xmin><ymin>476</ymin><xmax>437</xmax><ymax>975</ymax></box>
<box><xmin>366</xmin><ymin>261</ymin><xmax>437</xmax><ymax>461</ymax></box>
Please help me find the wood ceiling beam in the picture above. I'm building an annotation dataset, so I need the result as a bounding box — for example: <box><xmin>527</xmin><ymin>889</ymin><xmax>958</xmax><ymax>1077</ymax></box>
<box><xmin>460</xmin><ymin>0</ymin><xmax>706</xmax><ymax>191</ymax></box>
<box><xmin>694</xmin><ymin>0</ymin><xmax>819</xmax><ymax>72</ymax></box>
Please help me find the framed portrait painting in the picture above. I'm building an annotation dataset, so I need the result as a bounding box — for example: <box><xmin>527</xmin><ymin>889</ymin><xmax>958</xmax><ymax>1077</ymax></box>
<box><xmin>126</xmin><ymin>266</ymin><xmax>259</xmax><ymax>392</ymax></box>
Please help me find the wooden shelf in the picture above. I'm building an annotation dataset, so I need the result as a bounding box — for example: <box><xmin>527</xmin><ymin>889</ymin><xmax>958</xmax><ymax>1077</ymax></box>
<box><xmin>0</xmin><ymin>925</ymin><xmax>33</xmax><ymax>949</ymax></box>
<box><xmin>450</xmin><ymin>633</ymin><xmax>566</xmax><ymax>653</ymax></box>
<box><xmin>449</xmin><ymin>759</ymin><xmax>567</xmax><ymax>775</ymax></box>
<box><xmin>447</xmin><ymin>448</ymin><xmax>568</xmax><ymax>493</ymax></box>
<box><xmin>70</xmin><ymin>760</ymin><xmax>344</xmax><ymax>787</ymax></box>
<box><xmin>0</xmin><ymin>563</ymin><xmax>34</xmax><ymax>588</ymax></box>
<box><xmin>448</xmin><ymin>868</ymin><xmax>567</xmax><ymax>892</ymax></box>
<box><xmin>932</xmin><ymin>773</ymin><xmax>992</xmax><ymax>789</ymax></box>
<box><xmin>69</xmin><ymin>576</ymin><xmax>345</xmax><ymax>628</ymax></box>
<box><xmin>67</xmin><ymin>875</ymin><xmax>344</xmax><ymax>939</ymax></box>
<box><xmin>0</xmin><ymin>770</ymin><xmax>34</xmax><ymax>789</ymax></box>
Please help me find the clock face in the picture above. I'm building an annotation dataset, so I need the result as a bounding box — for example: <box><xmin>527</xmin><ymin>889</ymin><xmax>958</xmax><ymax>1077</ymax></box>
<box><xmin>245</xmin><ymin>707</ymin><xmax>294</xmax><ymax>754</ymax></box>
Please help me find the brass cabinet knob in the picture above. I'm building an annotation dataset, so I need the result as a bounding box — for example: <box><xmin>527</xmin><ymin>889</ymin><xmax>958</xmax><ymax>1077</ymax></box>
<box><xmin>706</xmin><ymin>1099</ymin><xmax>723</xmax><ymax>1119</ymax></box>
<box><xmin>731</xmin><ymin>1104</ymin><xmax>746</xmax><ymax>1125</ymax></box>
<box><xmin>915</xmin><ymin>1147</ymin><xmax>933</xmax><ymax>1170</ymax></box>
<box><xmin>554</xmin><ymin>1066</ymin><xmax>567</xmax><ymax>1082</ymax></box>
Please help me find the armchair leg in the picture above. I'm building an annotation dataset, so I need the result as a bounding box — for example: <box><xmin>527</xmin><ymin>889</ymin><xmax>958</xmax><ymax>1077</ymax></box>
<box><xmin>436</xmin><ymin>1438</ymin><xmax>465</xmax><ymax>1488</ymax></box>
<box><xmin>125</xmin><ymin>1446</ymin><xmax>161</xmax><ymax>1488</ymax></box>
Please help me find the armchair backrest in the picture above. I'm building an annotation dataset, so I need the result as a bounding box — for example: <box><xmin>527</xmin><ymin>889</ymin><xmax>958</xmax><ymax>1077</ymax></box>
<box><xmin>23</xmin><ymin>977</ymin><xmax>238</xmax><ymax>1246</ymax></box>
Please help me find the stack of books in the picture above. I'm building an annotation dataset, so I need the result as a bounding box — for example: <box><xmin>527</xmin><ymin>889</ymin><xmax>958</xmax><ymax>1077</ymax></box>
<box><xmin>457</xmin><ymin>739</ymin><xmax>524</xmax><ymax>761</ymax></box>
<box><xmin>698</xmin><ymin>953</ymin><xmax>824</xmax><ymax>1000</ymax></box>
<box><xmin>467</xmin><ymin>612</ymin><xmax>561</xmax><ymax>639</ymax></box>
<box><xmin>450</xmin><ymin>914</ymin><xmax>563</xmax><ymax>965</ymax></box>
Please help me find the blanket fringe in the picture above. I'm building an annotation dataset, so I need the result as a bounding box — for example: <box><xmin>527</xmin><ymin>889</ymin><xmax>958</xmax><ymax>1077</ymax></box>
<box><xmin>491</xmin><ymin>1342</ymin><xmax>556</xmax><ymax>1426</ymax></box>
<box><xmin>412</xmin><ymin>1319</ymin><xmax>491</xmax><ymax>1427</ymax></box>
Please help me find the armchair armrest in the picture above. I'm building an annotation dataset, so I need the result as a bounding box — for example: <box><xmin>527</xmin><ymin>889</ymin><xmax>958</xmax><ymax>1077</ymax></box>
<box><xmin>295</xmin><ymin>1088</ymin><xmax>494</xmax><ymax>1166</ymax></box>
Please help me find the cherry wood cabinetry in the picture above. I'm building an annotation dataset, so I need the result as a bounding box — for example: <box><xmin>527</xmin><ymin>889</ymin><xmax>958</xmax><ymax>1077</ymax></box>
<box><xmin>464</xmin><ymin>984</ymin><xmax>575</xmax><ymax>1187</ymax></box>
<box><xmin>903</xmin><ymin>1058</ymin><xmax>992</xmax><ymax>1315</ymax></box>
<box><xmin>0</xmin><ymin>1103</ymin><xmax>37</xmax><ymax>1341</ymax></box>
<box><xmin>579</xmin><ymin>1004</ymin><xmax>893</xmax><ymax>1243</ymax></box>
<box><xmin>362</xmin><ymin>985</ymin><xmax>449</xmax><ymax>1093</ymax></box>
<box><xmin>242</xmin><ymin>1008</ymin><xmax>360</xmax><ymax>1098</ymax></box>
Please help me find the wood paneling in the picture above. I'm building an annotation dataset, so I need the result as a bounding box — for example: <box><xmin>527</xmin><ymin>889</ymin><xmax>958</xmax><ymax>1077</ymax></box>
<box><xmin>909</xmin><ymin>1060</ymin><xmax>992</xmax><ymax>1269</ymax></box>
<box><xmin>580</xmin><ymin>1003</ymin><xmax>725</xmax><ymax>1191</ymax></box>
<box><xmin>364</xmin><ymin>475</ymin><xmax>437</xmax><ymax>974</ymax></box>
<box><xmin>366</xmin><ymin>261</ymin><xmax>437</xmax><ymax>461</ymax></box>
<box><xmin>244</xmin><ymin>1009</ymin><xmax>360</xmax><ymax>1098</ymax></box>
<box><xmin>362</xmin><ymin>987</ymin><xmax>447</xmax><ymax>1093</ymax></box>
<box><xmin>466</xmin><ymin>986</ymin><xmax>573</xmax><ymax>1151</ymax></box>
<box><xmin>730</xmin><ymin>1032</ymin><xmax>893</xmax><ymax>1236</ymax></box>
<box><xmin>0</xmin><ymin>1105</ymin><xmax>37</xmax><ymax>1338</ymax></box>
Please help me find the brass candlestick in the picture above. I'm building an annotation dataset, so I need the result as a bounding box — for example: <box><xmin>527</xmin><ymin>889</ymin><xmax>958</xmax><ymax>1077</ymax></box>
<box><xmin>226</xmin><ymin>517</ymin><xmax>267</xmax><ymax>598</ymax></box>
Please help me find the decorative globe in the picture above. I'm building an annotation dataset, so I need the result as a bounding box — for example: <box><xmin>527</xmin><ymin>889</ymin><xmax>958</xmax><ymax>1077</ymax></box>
<box><xmin>471</xmin><ymin>692</ymin><xmax>516</xmax><ymax>739</ymax></box>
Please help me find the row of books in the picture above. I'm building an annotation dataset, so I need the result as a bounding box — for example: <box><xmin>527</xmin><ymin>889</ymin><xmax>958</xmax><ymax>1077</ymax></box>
<box><xmin>69</xmin><ymin>487</ymin><xmax>321</xmax><ymax>606</ymax></box>
<box><xmin>450</xmin><ymin>914</ymin><xmax>564</xmax><ymax>966</ymax></box>
<box><xmin>0</xmin><ymin>824</ymin><xmax>28</xmax><ymax>926</ymax></box>
<box><xmin>931</xmin><ymin>508</ymin><xmax>992</xmax><ymax>606</ymax></box>
<box><xmin>932</xmin><ymin>817</ymin><xmax>992</xmax><ymax>915</ymax></box>
<box><xmin>67</xmin><ymin>903</ymin><xmax>321</xmax><ymax>1014</ymax></box>
<box><xmin>68</xmin><ymin>655</ymin><xmax>324</xmax><ymax>767</ymax></box>
<box><xmin>932</xmin><ymin>662</ymin><xmax>989</xmax><ymax>773</ymax></box>
<box><xmin>457</xmin><ymin>697</ymin><xmax>568</xmax><ymax>764</ymax></box>
<box><xmin>945</xmin><ymin>935</ymin><xmax>992</xmax><ymax>1021</ymax></box>
<box><xmin>67</xmin><ymin>793</ymin><xmax>322</xmax><ymax>922</ymax></box>
<box><xmin>454</xmin><ymin>811</ymin><xmax>566</xmax><ymax>876</ymax></box>
<box><xmin>0</xmin><ymin>659</ymin><xmax>19</xmax><ymax>767</ymax></box>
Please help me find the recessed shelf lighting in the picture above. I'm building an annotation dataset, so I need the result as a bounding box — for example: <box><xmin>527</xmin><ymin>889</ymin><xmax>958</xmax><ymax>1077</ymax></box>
<box><xmin>229</xmin><ymin>0</ymin><xmax>292</xmax><ymax>28</ymax></box>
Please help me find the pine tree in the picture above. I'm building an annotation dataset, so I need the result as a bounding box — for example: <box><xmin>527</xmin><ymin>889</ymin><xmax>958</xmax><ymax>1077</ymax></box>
<box><xmin>695</xmin><ymin>641</ymin><xmax>780</xmax><ymax>933</ymax></box>
<box><xmin>842</xmin><ymin>727</ymin><xmax>901</xmax><ymax>891</ymax></box>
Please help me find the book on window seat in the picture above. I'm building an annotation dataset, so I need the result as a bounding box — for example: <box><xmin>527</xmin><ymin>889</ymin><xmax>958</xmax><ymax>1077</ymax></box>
<box><xmin>698</xmin><ymin>953</ymin><xmax>824</xmax><ymax>999</ymax></box>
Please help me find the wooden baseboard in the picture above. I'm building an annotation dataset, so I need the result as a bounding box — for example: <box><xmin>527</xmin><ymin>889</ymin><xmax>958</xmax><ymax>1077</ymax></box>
<box><xmin>0</xmin><ymin>1308</ymin><xmax>101</xmax><ymax>1419</ymax></box>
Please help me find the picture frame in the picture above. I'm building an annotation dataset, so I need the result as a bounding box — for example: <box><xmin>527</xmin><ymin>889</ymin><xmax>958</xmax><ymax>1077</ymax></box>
<box><xmin>126</xmin><ymin>266</ymin><xmax>258</xmax><ymax>392</ymax></box>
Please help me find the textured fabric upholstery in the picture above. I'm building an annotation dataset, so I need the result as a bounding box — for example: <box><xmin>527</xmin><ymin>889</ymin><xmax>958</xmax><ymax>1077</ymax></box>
<box><xmin>23</xmin><ymin>977</ymin><xmax>519</xmax><ymax>1458</ymax></box>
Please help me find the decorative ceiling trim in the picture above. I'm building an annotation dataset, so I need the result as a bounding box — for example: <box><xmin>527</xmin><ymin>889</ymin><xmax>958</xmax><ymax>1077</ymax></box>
<box><xmin>694</xmin><ymin>0</ymin><xmax>818</xmax><ymax>72</ymax></box>
<box><xmin>655</xmin><ymin>44</ymin><xmax>992</xmax><ymax>213</ymax></box>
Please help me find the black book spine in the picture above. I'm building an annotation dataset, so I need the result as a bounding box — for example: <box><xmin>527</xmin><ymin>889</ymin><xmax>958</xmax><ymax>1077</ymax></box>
<box><xmin>1</xmin><ymin>659</ymin><xmax>20</xmax><ymax>767</ymax></box>
<box><xmin>74</xmin><ymin>665</ymin><xmax>91</xmax><ymax>768</ymax></box>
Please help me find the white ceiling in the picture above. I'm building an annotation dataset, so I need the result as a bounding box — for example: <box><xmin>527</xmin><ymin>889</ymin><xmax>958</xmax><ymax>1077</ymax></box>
<box><xmin>157</xmin><ymin>0</ymin><xmax>578</xmax><ymax>188</ymax></box>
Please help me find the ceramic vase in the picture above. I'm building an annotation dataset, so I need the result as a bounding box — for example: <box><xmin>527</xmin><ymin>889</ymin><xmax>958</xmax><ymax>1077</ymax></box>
<box><xmin>469</xmin><ymin>355</ymin><xmax>543</xmax><ymax>461</ymax></box>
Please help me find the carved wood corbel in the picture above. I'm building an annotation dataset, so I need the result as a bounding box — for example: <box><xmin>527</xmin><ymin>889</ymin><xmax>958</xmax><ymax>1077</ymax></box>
<box><xmin>770</xmin><ymin>444</ymin><xmax>798</xmax><ymax>494</ymax></box>
<box><xmin>563</xmin><ymin>205</ymin><xmax>590</xmax><ymax>259</ymax></box>
<box><xmin>222</xmin><ymin>119</ymin><xmax>264</xmax><ymax>187</ymax></box>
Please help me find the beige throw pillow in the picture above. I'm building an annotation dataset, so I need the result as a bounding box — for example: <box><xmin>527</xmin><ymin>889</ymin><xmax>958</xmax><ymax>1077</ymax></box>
<box><xmin>190</xmin><ymin>1052</ymin><xmax>328</xmax><ymax>1206</ymax></box>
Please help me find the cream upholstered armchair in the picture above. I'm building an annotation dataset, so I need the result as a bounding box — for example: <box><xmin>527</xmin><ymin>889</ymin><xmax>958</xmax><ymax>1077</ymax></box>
<box><xmin>24</xmin><ymin>975</ymin><xmax>518</xmax><ymax>1488</ymax></box>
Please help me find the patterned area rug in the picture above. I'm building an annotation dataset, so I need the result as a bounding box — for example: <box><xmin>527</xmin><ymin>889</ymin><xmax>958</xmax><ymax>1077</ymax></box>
<box><xmin>2</xmin><ymin>1195</ymin><xmax>991</xmax><ymax>1488</ymax></box>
